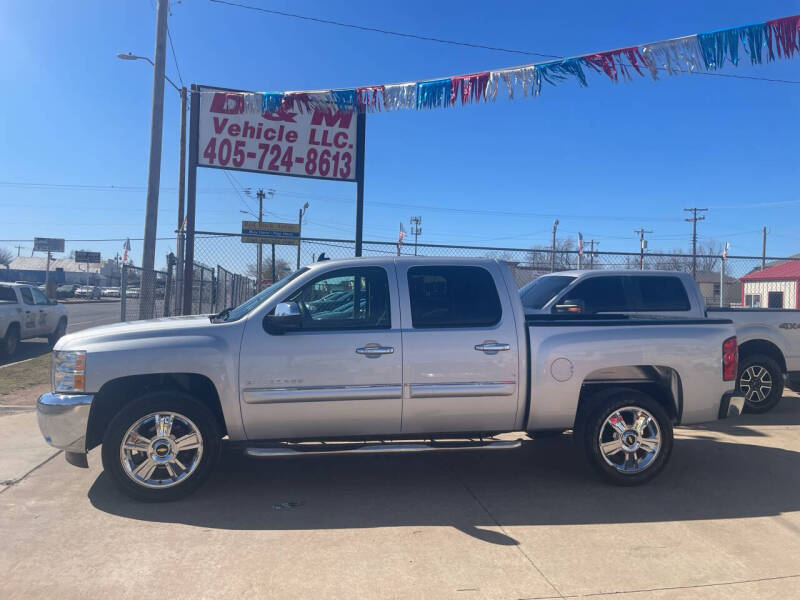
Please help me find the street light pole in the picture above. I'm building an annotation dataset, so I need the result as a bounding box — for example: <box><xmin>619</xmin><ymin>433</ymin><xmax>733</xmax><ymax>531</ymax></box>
<box><xmin>117</xmin><ymin>52</ymin><xmax>185</xmax><ymax>315</ymax></box>
<box><xmin>550</xmin><ymin>219</ymin><xmax>559</xmax><ymax>273</ymax></box>
<box><xmin>138</xmin><ymin>0</ymin><xmax>169</xmax><ymax>319</ymax></box>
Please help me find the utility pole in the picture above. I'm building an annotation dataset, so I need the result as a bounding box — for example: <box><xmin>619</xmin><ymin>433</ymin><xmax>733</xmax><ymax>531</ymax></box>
<box><xmin>14</xmin><ymin>245</ymin><xmax>24</xmax><ymax>257</ymax></box>
<box><xmin>410</xmin><ymin>216</ymin><xmax>422</xmax><ymax>256</ymax></box>
<box><xmin>175</xmin><ymin>85</ymin><xmax>188</xmax><ymax>315</ymax></box>
<box><xmin>761</xmin><ymin>226</ymin><xmax>768</xmax><ymax>270</ymax></box>
<box><xmin>634</xmin><ymin>228</ymin><xmax>653</xmax><ymax>270</ymax></box>
<box><xmin>550</xmin><ymin>219</ymin><xmax>559</xmax><ymax>273</ymax></box>
<box><xmin>297</xmin><ymin>202</ymin><xmax>309</xmax><ymax>269</ymax></box>
<box><xmin>256</xmin><ymin>189</ymin><xmax>265</xmax><ymax>291</ymax></box>
<box><xmin>139</xmin><ymin>0</ymin><xmax>169</xmax><ymax>320</ymax></box>
<box><xmin>684</xmin><ymin>208</ymin><xmax>707</xmax><ymax>279</ymax></box>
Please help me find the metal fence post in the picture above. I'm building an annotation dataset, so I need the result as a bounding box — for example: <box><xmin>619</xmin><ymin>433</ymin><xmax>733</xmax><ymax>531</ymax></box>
<box><xmin>120</xmin><ymin>264</ymin><xmax>128</xmax><ymax>321</ymax></box>
<box><xmin>198</xmin><ymin>266</ymin><xmax>204</xmax><ymax>314</ymax></box>
<box><xmin>163</xmin><ymin>255</ymin><xmax>174</xmax><ymax>317</ymax></box>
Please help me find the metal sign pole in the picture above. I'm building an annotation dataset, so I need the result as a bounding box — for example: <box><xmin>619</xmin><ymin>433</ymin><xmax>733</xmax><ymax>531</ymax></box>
<box><xmin>182</xmin><ymin>84</ymin><xmax>200</xmax><ymax>315</ymax></box>
<box><xmin>354</xmin><ymin>112</ymin><xmax>366</xmax><ymax>257</ymax></box>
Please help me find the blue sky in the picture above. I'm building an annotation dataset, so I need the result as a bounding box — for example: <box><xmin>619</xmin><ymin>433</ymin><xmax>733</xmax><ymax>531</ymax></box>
<box><xmin>1</xmin><ymin>0</ymin><xmax>799</xmax><ymax>268</ymax></box>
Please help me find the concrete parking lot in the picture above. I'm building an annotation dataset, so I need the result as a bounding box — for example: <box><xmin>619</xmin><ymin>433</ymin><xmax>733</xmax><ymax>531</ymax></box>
<box><xmin>1</xmin><ymin>393</ymin><xmax>800</xmax><ymax>599</ymax></box>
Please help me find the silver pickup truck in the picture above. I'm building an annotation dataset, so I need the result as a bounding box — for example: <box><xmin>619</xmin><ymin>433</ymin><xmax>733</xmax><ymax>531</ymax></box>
<box><xmin>37</xmin><ymin>257</ymin><xmax>742</xmax><ymax>501</ymax></box>
<box><xmin>520</xmin><ymin>270</ymin><xmax>800</xmax><ymax>413</ymax></box>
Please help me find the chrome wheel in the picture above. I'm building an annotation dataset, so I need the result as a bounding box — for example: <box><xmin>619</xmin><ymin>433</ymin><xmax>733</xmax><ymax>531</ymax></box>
<box><xmin>119</xmin><ymin>411</ymin><xmax>203</xmax><ymax>489</ymax></box>
<box><xmin>598</xmin><ymin>406</ymin><xmax>661</xmax><ymax>474</ymax></box>
<box><xmin>739</xmin><ymin>365</ymin><xmax>772</xmax><ymax>405</ymax></box>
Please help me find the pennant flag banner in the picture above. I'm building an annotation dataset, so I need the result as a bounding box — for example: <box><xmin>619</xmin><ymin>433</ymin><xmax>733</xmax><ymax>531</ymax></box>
<box><xmin>242</xmin><ymin>14</ymin><xmax>799</xmax><ymax>115</ymax></box>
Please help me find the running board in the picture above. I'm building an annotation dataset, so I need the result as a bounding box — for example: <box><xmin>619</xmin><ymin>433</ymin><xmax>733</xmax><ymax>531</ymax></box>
<box><xmin>245</xmin><ymin>439</ymin><xmax>521</xmax><ymax>458</ymax></box>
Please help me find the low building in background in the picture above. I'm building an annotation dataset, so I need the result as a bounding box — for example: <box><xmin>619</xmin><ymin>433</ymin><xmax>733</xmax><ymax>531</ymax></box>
<box><xmin>1</xmin><ymin>256</ymin><xmax>120</xmax><ymax>286</ymax></box>
<box><xmin>694</xmin><ymin>270</ymin><xmax>741</xmax><ymax>308</ymax></box>
<box><xmin>740</xmin><ymin>261</ymin><xmax>800</xmax><ymax>308</ymax></box>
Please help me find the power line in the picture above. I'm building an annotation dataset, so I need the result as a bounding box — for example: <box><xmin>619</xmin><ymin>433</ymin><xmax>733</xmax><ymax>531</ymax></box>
<box><xmin>208</xmin><ymin>0</ymin><xmax>800</xmax><ymax>85</ymax></box>
<box><xmin>166</xmin><ymin>25</ymin><xmax>185</xmax><ymax>87</ymax></box>
<box><xmin>208</xmin><ymin>0</ymin><xmax>556</xmax><ymax>59</ymax></box>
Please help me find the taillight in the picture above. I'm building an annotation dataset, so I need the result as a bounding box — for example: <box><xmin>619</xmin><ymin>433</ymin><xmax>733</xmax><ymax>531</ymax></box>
<box><xmin>723</xmin><ymin>336</ymin><xmax>738</xmax><ymax>381</ymax></box>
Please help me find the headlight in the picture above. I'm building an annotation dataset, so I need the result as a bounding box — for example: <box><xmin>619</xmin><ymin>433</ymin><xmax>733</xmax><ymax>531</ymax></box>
<box><xmin>53</xmin><ymin>351</ymin><xmax>86</xmax><ymax>393</ymax></box>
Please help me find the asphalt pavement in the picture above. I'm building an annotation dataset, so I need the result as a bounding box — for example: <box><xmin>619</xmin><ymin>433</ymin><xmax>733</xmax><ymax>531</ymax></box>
<box><xmin>2</xmin><ymin>395</ymin><xmax>800</xmax><ymax>599</ymax></box>
<box><xmin>65</xmin><ymin>300</ymin><xmax>122</xmax><ymax>334</ymax></box>
<box><xmin>0</xmin><ymin>301</ymin><xmax>121</xmax><ymax>367</ymax></box>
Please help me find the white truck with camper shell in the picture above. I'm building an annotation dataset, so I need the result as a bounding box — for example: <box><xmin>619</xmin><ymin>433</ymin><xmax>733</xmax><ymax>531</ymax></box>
<box><xmin>0</xmin><ymin>282</ymin><xmax>68</xmax><ymax>357</ymax></box>
<box><xmin>520</xmin><ymin>269</ymin><xmax>800</xmax><ymax>413</ymax></box>
<box><xmin>37</xmin><ymin>257</ymin><xmax>742</xmax><ymax>501</ymax></box>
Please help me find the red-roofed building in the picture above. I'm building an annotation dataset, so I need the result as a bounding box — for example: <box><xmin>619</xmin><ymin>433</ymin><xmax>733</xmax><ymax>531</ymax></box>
<box><xmin>740</xmin><ymin>261</ymin><xmax>800</xmax><ymax>308</ymax></box>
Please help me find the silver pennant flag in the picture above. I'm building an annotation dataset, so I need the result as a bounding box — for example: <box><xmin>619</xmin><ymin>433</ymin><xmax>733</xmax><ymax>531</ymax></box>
<box><xmin>383</xmin><ymin>83</ymin><xmax>416</xmax><ymax>111</ymax></box>
<box><xmin>487</xmin><ymin>65</ymin><xmax>537</xmax><ymax>100</ymax></box>
<box><xmin>640</xmin><ymin>35</ymin><xmax>704</xmax><ymax>79</ymax></box>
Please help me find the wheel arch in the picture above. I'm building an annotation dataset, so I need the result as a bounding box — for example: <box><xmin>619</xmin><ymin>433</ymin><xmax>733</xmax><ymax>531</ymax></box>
<box><xmin>738</xmin><ymin>339</ymin><xmax>786</xmax><ymax>373</ymax></box>
<box><xmin>575</xmin><ymin>366</ymin><xmax>682</xmax><ymax>430</ymax></box>
<box><xmin>86</xmin><ymin>373</ymin><xmax>226</xmax><ymax>450</ymax></box>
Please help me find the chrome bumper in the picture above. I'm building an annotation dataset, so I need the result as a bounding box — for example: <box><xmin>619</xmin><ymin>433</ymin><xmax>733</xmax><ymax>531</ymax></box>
<box><xmin>37</xmin><ymin>393</ymin><xmax>93</xmax><ymax>456</ymax></box>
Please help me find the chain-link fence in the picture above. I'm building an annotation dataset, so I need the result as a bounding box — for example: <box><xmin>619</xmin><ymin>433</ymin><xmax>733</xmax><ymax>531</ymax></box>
<box><xmin>122</xmin><ymin>231</ymin><xmax>800</xmax><ymax>320</ymax></box>
<box><xmin>120</xmin><ymin>263</ymin><xmax>176</xmax><ymax>321</ymax></box>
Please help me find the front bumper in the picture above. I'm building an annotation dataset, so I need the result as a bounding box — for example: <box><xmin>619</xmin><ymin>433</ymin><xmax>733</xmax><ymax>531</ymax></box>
<box><xmin>37</xmin><ymin>393</ymin><xmax>93</xmax><ymax>459</ymax></box>
<box><xmin>718</xmin><ymin>392</ymin><xmax>745</xmax><ymax>419</ymax></box>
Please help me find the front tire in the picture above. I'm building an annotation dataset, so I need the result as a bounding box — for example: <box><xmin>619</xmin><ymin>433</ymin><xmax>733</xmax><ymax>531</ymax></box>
<box><xmin>738</xmin><ymin>354</ymin><xmax>783</xmax><ymax>414</ymax></box>
<box><xmin>578</xmin><ymin>389</ymin><xmax>673</xmax><ymax>486</ymax></box>
<box><xmin>101</xmin><ymin>391</ymin><xmax>221</xmax><ymax>502</ymax></box>
<box><xmin>2</xmin><ymin>325</ymin><xmax>20</xmax><ymax>358</ymax></box>
<box><xmin>48</xmin><ymin>318</ymin><xmax>67</xmax><ymax>348</ymax></box>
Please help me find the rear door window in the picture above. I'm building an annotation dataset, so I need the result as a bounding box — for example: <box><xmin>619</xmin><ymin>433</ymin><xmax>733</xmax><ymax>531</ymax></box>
<box><xmin>562</xmin><ymin>276</ymin><xmax>628</xmax><ymax>313</ymax></box>
<box><xmin>19</xmin><ymin>287</ymin><xmax>35</xmax><ymax>305</ymax></box>
<box><xmin>408</xmin><ymin>266</ymin><xmax>502</xmax><ymax>328</ymax></box>
<box><xmin>631</xmin><ymin>276</ymin><xmax>691</xmax><ymax>311</ymax></box>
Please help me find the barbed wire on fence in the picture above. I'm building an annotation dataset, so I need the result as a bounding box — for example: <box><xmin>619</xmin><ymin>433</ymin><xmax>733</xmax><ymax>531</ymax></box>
<box><xmin>119</xmin><ymin>230</ymin><xmax>800</xmax><ymax>319</ymax></box>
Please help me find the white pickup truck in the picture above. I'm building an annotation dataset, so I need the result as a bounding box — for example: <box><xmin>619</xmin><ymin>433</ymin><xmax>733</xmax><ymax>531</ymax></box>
<box><xmin>520</xmin><ymin>270</ymin><xmax>800</xmax><ymax>413</ymax></box>
<box><xmin>0</xmin><ymin>283</ymin><xmax>68</xmax><ymax>357</ymax></box>
<box><xmin>37</xmin><ymin>257</ymin><xmax>742</xmax><ymax>501</ymax></box>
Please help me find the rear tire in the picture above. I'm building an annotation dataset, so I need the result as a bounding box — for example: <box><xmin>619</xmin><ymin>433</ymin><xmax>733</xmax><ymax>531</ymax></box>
<box><xmin>101</xmin><ymin>391</ymin><xmax>221</xmax><ymax>502</ymax></box>
<box><xmin>2</xmin><ymin>325</ymin><xmax>20</xmax><ymax>358</ymax></box>
<box><xmin>48</xmin><ymin>318</ymin><xmax>67</xmax><ymax>348</ymax></box>
<box><xmin>578</xmin><ymin>388</ymin><xmax>673</xmax><ymax>486</ymax></box>
<box><xmin>738</xmin><ymin>354</ymin><xmax>783</xmax><ymax>414</ymax></box>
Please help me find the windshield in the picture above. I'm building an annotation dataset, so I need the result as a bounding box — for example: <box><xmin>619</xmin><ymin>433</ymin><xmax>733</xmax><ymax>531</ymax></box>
<box><xmin>221</xmin><ymin>268</ymin><xmax>309</xmax><ymax>322</ymax></box>
<box><xmin>519</xmin><ymin>275</ymin><xmax>575</xmax><ymax>310</ymax></box>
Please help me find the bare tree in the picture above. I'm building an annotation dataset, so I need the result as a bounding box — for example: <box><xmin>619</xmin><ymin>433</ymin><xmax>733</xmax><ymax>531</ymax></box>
<box><xmin>0</xmin><ymin>247</ymin><xmax>12</xmax><ymax>268</ymax></box>
<box><xmin>527</xmin><ymin>237</ymin><xmax>577</xmax><ymax>272</ymax></box>
<box><xmin>696</xmin><ymin>241</ymin><xmax>724</xmax><ymax>272</ymax></box>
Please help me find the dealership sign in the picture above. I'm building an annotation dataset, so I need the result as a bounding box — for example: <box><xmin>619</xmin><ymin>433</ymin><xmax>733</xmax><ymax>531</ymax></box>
<box><xmin>241</xmin><ymin>221</ymin><xmax>300</xmax><ymax>246</ymax></box>
<box><xmin>198</xmin><ymin>86</ymin><xmax>358</xmax><ymax>181</ymax></box>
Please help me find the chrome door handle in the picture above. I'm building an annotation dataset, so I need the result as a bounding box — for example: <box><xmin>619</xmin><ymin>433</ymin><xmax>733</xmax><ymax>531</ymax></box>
<box><xmin>356</xmin><ymin>345</ymin><xmax>395</xmax><ymax>356</ymax></box>
<box><xmin>475</xmin><ymin>342</ymin><xmax>510</xmax><ymax>353</ymax></box>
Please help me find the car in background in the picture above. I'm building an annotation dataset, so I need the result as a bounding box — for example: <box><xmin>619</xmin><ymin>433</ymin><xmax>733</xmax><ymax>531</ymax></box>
<box><xmin>75</xmin><ymin>285</ymin><xmax>102</xmax><ymax>300</ymax></box>
<box><xmin>56</xmin><ymin>284</ymin><xmax>80</xmax><ymax>299</ymax></box>
<box><xmin>125</xmin><ymin>287</ymin><xmax>140</xmax><ymax>298</ymax></box>
<box><xmin>101</xmin><ymin>287</ymin><xmax>121</xmax><ymax>298</ymax></box>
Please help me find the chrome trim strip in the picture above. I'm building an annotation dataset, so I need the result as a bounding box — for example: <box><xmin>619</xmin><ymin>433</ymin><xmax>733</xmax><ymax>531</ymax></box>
<box><xmin>408</xmin><ymin>382</ymin><xmax>516</xmax><ymax>398</ymax></box>
<box><xmin>36</xmin><ymin>393</ymin><xmax>94</xmax><ymax>455</ymax></box>
<box><xmin>246</xmin><ymin>440</ymin><xmax>521</xmax><ymax>457</ymax></box>
<box><xmin>243</xmin><ymin>384</ymin><xmax>403</xmax><ymax>404</ymax></box>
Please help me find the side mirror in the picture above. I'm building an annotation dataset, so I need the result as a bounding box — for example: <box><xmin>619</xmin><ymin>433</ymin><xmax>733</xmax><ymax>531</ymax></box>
<box><xmin>553</xmin><ymin>299</ymin><xmax>585</xmax><ymax>314</ymax></box>
<box><xmin>263</xmin><ymin>302</ymin><xmax>302</xmax><ymax>335</ymax></box>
